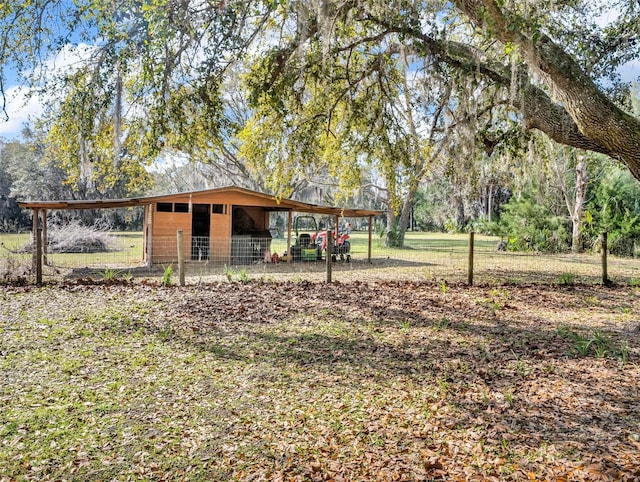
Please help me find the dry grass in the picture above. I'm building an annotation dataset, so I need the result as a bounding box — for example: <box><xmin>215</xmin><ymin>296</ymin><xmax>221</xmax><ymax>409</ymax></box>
<box><xmin>1</xmin><ymin>281</ymin><xmax>639</xmax><ymax>480</ymax></box>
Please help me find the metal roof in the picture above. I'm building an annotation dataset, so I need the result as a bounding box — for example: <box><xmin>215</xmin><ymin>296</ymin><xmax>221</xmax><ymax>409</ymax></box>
<box><xmin>19</xmin><ymin>186</ymin><xmax>384</xmax><ymax>217</ymax></box>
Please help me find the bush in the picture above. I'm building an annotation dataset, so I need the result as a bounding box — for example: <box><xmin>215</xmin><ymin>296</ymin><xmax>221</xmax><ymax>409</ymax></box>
<box><xmin>498</xmin><ymin>195</ymin><xmax>570</xmax><ymax>253</ymax></box>
<box><xmin>583</xmin><ymin>166</ymin><xmax>640</xmax><ymax>257</ymax></box>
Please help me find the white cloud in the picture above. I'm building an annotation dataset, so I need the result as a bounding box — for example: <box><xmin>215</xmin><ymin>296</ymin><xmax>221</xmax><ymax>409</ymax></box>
<box><xmin>0</xmin><ymin>43</ymin><xmax>96</xmax><ymax>139</ymax></box>
<box><xmin>0</xmin><ymin>84</ymin><xmax>43</xmax><ymax>138</ymax></box>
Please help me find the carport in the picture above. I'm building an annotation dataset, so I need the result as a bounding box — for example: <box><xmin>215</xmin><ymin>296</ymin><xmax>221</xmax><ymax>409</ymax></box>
<box><xmin>20</xmin><ymin>186</ymin><xmax>384</xmax><ymax>284</ymax></box>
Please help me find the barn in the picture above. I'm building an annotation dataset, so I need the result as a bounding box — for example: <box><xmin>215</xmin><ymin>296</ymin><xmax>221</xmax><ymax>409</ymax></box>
<box><xmin>20</xmin><ymin>186</ymin><xmax>384</xmax><ymax>269</ymax></box>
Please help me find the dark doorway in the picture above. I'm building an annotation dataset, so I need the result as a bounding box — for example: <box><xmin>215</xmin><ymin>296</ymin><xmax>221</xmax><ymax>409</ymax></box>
<box><xmin>191</xmin><ymin>204</ymin><xmax>210</xmax><ymax>260</ymax></box>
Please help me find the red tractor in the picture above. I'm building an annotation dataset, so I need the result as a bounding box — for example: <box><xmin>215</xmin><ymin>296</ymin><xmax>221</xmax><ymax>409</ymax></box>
<box><xmin>314</xmin><ymin>228</ymin><xmax>351</xmax><ymax>262</ymax></box>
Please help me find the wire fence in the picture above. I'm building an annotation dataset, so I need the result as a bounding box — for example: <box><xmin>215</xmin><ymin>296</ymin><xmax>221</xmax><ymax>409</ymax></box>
<box><xmin>2</xmin><ymin>230</ymin><xmax>640</xmax><ymax>285</ymax></box>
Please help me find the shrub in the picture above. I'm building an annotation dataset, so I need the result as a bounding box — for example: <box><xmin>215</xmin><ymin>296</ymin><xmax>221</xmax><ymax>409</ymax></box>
<box><xmin>498</xmin><ymin>195</ymin><xmax>570</xmax><ymax>253</ymax></box>
<box><xmin>584</xmin><ymin>166</ymin><xmax>640</xmax><ymax>257</ymax></box>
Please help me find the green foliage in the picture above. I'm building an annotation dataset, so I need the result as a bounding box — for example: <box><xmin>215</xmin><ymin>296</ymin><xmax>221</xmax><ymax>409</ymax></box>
<box><xmin>223</xmin><ymin>264</ymin><xmax>235</xmax><ymax>282</ymax></box>
<box><xmin>100</xmin><ymin>267</ymin><xmax>121</xmax><ymax>281</ymax></box>
<box><xmin>43</xmin><ymin>68</ymin><xmax>152</xmax><ymax>197</ymax></box>
<box><xmin>239</xmin><ymin>269</ymin><xmax>250</xmax><ymax>284</ymax></box>
<box><xmin>161</xmin><ymin>265</ymin><xmax>173</xmax><ymax>287</ymax></box>
<box><xmin>0</xmin><ymin>141</ymin><xmax>31</xmax><ymax>230</ymax></box>
<box><xmin>497</xmin><ymin>192</ymin><xmax>570</xmax><ymax>253</ymax></box>
<box><xmin>444</xmin><ymin>218</ymin><xmax>462</xmax><ymax>235</ymax></box>
<box><xmin>384</xmin><ymin>223</ymin><xmax>404</xmax><ymax>248</ymax></box>
<box><xmin>222</xmin><ymin>264</ymin><xmax>249</xmax><ymax>283</ymax></box>
<box><xmin>558</xmin><ymin>326</ymin><xmax>630</xmax><ymax>363</ymax></box>
<box><xmin>439</xmin><ymin>280</ymin><xmax>448</xmax><ymax>294</ymax></box>
<box><xmin>584</xmin><ymin>165</ymin><xmax>640</xmax><ymax>257</ymax></box>
<box><xmin>557</xmin><ymin>273</ymin><xmax>576</xmax><ymax>286</ymax></box>
<box><xmin>411</xmin><ymin>189</ymin><xmax>443</xmax><ymax>231</ymax></box>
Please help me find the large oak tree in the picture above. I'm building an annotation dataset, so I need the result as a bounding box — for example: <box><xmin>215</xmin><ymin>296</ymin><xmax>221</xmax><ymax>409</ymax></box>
<box><xmin>1</xmin><ymin>0</ymin><xmax>638</xmax><ymax>185</ymax></box>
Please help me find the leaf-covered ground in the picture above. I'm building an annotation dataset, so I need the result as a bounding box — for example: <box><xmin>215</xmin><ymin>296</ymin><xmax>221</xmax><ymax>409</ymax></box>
<box><xmin>1</xmin><ymin>281</ymin><xmax>639</xmax><ymax>481</ymax></box>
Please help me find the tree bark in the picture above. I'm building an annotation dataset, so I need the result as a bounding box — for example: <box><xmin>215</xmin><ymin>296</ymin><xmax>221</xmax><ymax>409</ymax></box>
<box><xmin>454</xmin><ymin>194</ymin><xmax>465</xmax><ymax>229</ymax></box>
<box><xmin>570</xmin><ymin>159</ymin><xmax>587</xmax><ymax>253</ymax></box>
<box><xmin>453</xmin><ymin>0</ymin><xmax>640</xmax><ymax>180</ymax></box>
<box><xmin>487</xmin><ymin>183</ymin><xmax>494</xmax><ymax>223</ymax></box>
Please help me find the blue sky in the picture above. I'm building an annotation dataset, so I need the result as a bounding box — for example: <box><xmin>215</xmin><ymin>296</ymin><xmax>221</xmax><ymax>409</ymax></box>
<box><xmin>1</xmin><ymin>42</ymin><xmax>96</xmax><ymax>139</ymax></box>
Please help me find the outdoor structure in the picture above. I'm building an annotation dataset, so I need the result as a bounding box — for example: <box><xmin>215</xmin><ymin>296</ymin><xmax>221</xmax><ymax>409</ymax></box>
<box><xmin>19</xmin><ymin>186</ymin><xmax>384</xmax><ymax>281</ymax></box>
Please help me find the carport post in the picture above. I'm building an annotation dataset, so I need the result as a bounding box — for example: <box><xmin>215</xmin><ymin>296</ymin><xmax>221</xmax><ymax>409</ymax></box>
<box><xmin>326</xmin><ymin>229</ymin><xmax>333</xmax><ymax>283</ymax></box>
<box><xmin>32</xmin><ymin>209</ymin><xmax>42</xmax><ymax>285</ymax></box>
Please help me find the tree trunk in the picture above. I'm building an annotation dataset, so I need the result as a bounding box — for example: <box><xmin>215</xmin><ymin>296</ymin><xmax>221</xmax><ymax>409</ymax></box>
<box><xmin>385</xmin><ymin>208</ymin><xmax>398</xmax><ymax>246</ymax></box>
<box><xmin>395</xmin><ymin>188</ymin><xmax>416</xmax><ymax>247</ymax></box>
<box><xmin>453</xmin><ymin>0</ymin><xmax>640</xmax><ymax>180</ymax></box>
<box><xmin>454</xmin><ymin>195</ymin><xmax>465</xmax><ymax>229</ymax></box>
<box><xmin>487</xmin><ymin>183</ymin><xmax>494</xmax><ymax>223</ymax></box>
<box><xmin>571</xmin><ymin>159</ymin><xmax>587</xmax><ymax>253</ymax></box>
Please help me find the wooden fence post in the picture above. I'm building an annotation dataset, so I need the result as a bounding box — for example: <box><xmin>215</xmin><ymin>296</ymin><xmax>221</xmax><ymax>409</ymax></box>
<box><xmin>368</xmin><ymin>215</ymin><xmax>373</xmax><ymax>263</ymax></box>
<box><xmin>326</xmin><ymin>229</ymin><xmax>333</xmax><ymax>283</ymax></box>
<box><xmin>467</xmin><ymin>231</ymin><xmax>475</xmax><ymax>286</ymax></box>
<box><xmin>177</xmin><ymin>230</ymin><xmax>185</xmax><ymax>286</ymax></box>
<box><xmin>33</xmin><ymin>209</ymin><xmax>42</xmax><ymax>285</ymax></box>
<box><xmin>42</xmin><ymin>209</ymin><xmax>48</xmax><ymax>266</ymax></box>
<box><xmin>601</xmin><ymin>231</ymin><xmax>609</xmax><ymax>285</ymax></box>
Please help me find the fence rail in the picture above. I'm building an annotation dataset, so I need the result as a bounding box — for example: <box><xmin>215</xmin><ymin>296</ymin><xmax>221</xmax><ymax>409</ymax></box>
<box><xmin>2</xmin><ymin>230</ymin><xmax>639</xmax><ymax>285</ymax></box>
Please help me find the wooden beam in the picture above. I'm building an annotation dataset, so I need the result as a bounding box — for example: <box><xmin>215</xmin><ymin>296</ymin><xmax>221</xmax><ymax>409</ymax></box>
<box><xmin>33</xmin><ymin>209</ymin><xmax>42</xmax><ymax>285</ymax></box>
<box><xmin>286</xmin><ymin>211</ymin><xmax>292</xmax><ymax>261</ymax></box>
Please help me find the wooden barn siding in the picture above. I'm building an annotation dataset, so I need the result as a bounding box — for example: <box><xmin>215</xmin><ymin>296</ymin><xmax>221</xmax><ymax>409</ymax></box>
<box><xmin>151</xmin><ymin>210</ymin><xmax>193</xmax><ymax>263</ymax></box>
<box><xmin>211</xmin><ymin>211</ymin><xmax>232</xmax><ymax>260</ymax></box>
<box><xmin>150</xmin><ymin>204</ymin><xmax>235</xmax><ymax>264</ymax></box>
<box><xmin>148</xmin><ymin>191</ymin><xmax>285</xmax><ymax>264</ymax></box>
<box><xmin>234</xmin><ymin>206</ymin><xmax>269</xmax><ymax>232</ymax></box>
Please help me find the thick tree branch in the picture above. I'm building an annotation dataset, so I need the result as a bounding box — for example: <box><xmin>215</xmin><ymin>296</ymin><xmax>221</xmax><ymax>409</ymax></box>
<box><xmin>363</xmin><ymin>14</ymin><xmax>617</xmax><ymax>158</ymax></box>
<box><xmin>453</xmin><ymin>0</ymin><xmax>640</xmax><ymax>179</ymax></box>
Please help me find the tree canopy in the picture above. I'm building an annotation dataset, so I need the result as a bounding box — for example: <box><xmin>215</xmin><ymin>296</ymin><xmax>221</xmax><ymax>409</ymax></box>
<box><xmin>1</xmin><ymin>0</ymin><xmax>639</xmax><ymax>191</ymax></box>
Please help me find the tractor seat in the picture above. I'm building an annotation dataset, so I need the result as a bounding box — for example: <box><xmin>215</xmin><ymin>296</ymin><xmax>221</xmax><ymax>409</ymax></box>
<box><xmin>299</xmin><ymin>233</ymin><xmax>312</xmax><ymax>247</ymax></box>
